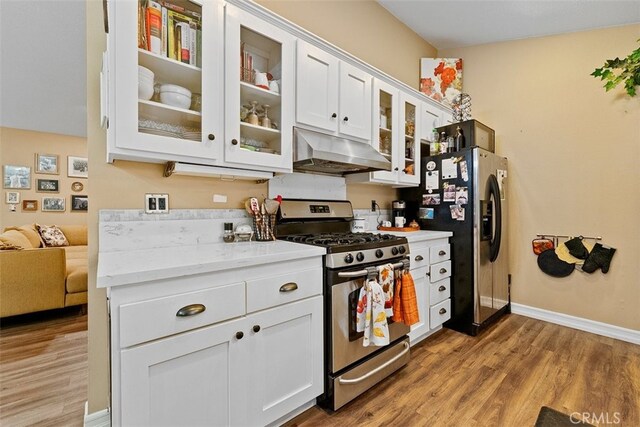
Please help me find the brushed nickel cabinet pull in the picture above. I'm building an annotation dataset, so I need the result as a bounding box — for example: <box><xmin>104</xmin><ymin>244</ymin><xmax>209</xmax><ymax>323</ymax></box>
<box><xmin>438</xmin><ymin>285</ymin><xmax>446</xmax><ymax>292</ymax></box>
<box><xmin>279</xmin><ymin>282</ymin><xmax>298</xmax><ymax>292</ymax></box>
<box><xmin>439</xmin><ymin>308</ymin><xmax>447</xmax><ymax>315</ymax></box>
<box><xmin>415</xmin><ymin>255</ymin><xmax>424</xmax><ymax>261</ymax></box>
<box><xmin>176</xmin><ymin>304</ymin><xmax>206</xmax><ymax>317</ymax></box>
<box><xmin>440</xmin><ymin>268</ymin><xmax>447</xmax><ymax>274</ymax></box>
<box><xmin>439</xmin><ymin>250</ymin><xmax>446</xmax><ymax>256</ymax></box>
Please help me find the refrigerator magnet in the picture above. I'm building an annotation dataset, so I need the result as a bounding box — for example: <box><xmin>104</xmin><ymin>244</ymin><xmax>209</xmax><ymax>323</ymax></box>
<box><xmin>419</xmin><ymin>207</ymin><xmax>434</xmax><ymax>219</ymax></box>
<box><xmin>425</xmin><ymin>170</ymin><xmax>439</xmax><ymax>191</ymax></box>
<box><xmin>443</xmin><ymin>184</ymin><xmax>456</xmax><ymax>202</ymax></box>
<box><xmin>426</xmin><ymin>161</ymin><xmax>436</xmax><ymax>171</ymax></box>
<box><xmin>455</xmin><ymin>187</ymin><xmax>468</xmax><ymax>205</ymax></box>
<box><xmin>450</xmin><ymin>205</ymin><xmax>465</xmax><ymax>221</ymax></box>
<box><xmin>460</xmin><ymin>160</ymin><xmax>469</xmax><ymax>182</ymax></box>
<box><xmin>422</xmin><ymin>193</ymin><xmax>441</xmax><ymax>206</ymax></box>
<box><xmin>441</xmin><ymin>158</ymin><xmax>458</xmax><ymax>179</ymax></box>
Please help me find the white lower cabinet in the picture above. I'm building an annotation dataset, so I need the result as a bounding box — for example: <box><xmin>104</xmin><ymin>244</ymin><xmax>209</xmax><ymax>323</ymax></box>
<box><xmin>405</xmin><ymin>236</ymin><xmax>452</xmax><ymax>345</ymax></box>
<box><xmin>109</xmin><ymin>259</ymin><xmax>324</xmax><ymax>427</ymax></box>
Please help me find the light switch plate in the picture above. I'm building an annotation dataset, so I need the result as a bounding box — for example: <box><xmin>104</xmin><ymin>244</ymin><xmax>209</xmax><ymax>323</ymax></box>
<box><xmin>145</xmin><ymin>193</ymin><xmax>169</xmax><ymax>214</ymax></box>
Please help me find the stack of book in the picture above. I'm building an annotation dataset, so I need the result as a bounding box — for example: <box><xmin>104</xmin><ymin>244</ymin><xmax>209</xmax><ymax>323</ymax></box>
<box><xmin>139</xmin><ymin>0</ymin><xmax>202</xmax><ymax>68</ymax></box>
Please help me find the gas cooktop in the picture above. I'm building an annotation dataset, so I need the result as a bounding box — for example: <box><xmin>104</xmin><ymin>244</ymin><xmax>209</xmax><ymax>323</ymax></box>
<box><xmin>284</xmin><ymin>232</ymin><xmax>403</xmax><ymax>248</ymax></box>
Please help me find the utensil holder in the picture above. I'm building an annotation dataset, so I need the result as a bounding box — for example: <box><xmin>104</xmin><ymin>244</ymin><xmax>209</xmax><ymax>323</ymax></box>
<box><xmin>252</xmin><ymin>214</ymin><xmax>275</xmax><ymax>241</ymax></box>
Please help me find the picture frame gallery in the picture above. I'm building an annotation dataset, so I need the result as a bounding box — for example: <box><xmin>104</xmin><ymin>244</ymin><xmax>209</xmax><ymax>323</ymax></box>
<box><xmin>37</xmin><ymin>179</ymin><xmax>59</xmax><ymax>192</ymax></box>
<box><xmin>35</xmin><ymin>153</ymin><xmax>59</xmax><ymax>175</ymax></box>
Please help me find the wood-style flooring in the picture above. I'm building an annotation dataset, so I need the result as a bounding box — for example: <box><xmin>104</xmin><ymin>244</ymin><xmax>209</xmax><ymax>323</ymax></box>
<box><xmin>0</xmin><ymin>311</ymin><xmax>638</xmax><ymax>427</ymax></box>
<box><xmin>286</xmin><ymin>314</ymin><xmax>640</xmax><ymax>427</ymax></box>
<box><xmin>0</xmin><ymin>309</ymin><xmax>87</xmax><ymax>427</ymax></box>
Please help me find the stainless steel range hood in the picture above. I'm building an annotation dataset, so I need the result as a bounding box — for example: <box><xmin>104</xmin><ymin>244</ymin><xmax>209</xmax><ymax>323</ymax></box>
<box><xmin>293</xmin><ymin>127</ymin><xmax>391</xmax><ymax>175</ymax></box>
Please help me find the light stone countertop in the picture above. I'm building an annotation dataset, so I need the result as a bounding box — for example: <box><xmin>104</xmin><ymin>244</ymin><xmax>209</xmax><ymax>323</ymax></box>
<box><xmin>374</xmin><ymin>229</ymin><xmax>453</xmax><ymax>243</ymax></box>
<box><xmin>97</xmin><ymin>240</ymin><xmax>326</xmax><ymax>288</ymax></box>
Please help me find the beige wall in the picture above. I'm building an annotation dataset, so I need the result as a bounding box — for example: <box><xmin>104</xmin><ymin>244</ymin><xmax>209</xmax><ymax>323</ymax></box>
<box><xmin>86</xmin><ymin>0</ymin><xmax>436</xmax><ymax>412</ymax></box>
<box><xmin>0</xmin><ymin>127</ymin><xmax>87</xmax><ymax>229</ymax></box>
<box><xmin>441</xmin><ymin>24</ymin><xmax>640</xmax><ymax>331</ymax></box>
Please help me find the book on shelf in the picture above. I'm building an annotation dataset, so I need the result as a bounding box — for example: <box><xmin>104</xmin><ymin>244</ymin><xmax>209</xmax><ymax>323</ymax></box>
<box><xmin>145</xmin><ymin>1</ymin><xmax>162</xmax><ymax>55</ymax></box>
<box><xmin>178</xmin><ymin>21</ymin><xmax>190</xmax><ymax>64</ymax></box>
<box><xmin>166</xmin><ymin>8</ymin><xmax>199</xmax><ymax>63</ymax></box>
<box><xmin>161</xmin><ymin>6</ymin><xmax>168</xmax><ymax>57</ymax></box>
<box><xmin>189</xmin><ymin>22</ymin><xmax>197</xmax><ymax>66</ymax></box>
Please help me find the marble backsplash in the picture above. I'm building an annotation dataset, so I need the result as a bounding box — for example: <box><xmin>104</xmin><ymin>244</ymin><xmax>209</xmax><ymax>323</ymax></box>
<box><xmin>99</xmin><ymin>208</ymin><xmax>393</xmax><ymax>252</ymax></box>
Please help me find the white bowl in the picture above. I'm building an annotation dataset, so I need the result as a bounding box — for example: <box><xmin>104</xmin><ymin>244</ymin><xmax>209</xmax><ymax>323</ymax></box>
<box><xmin>159</xmin><ymin>84</ymin><xmax>191</xmax><ymax>97</ymax></box>
<box><xmin>160</xmin><ymin>91</ymin><xmax>191</xmax><ymax>109</ymax></box>
<box><xmin>138</xmin><ymin>65</ymin><xmax>154</xmax><ymax>79</ymax></box>
<box><xmin>138</xmin><ymin>80</ymin><xmax>154</xmax><ymax>100</ymax></box>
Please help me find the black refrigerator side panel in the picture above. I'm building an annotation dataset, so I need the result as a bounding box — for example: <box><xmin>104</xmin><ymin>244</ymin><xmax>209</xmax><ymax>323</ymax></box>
<box><xmin>400</xmin><ymin>148</ymin><xmax>476</xmax><ymax>335</ymax></box>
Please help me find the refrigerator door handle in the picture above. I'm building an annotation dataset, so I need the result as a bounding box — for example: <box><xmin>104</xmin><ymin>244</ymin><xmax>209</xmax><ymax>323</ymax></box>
<box><xmin>488</xmin><ymin>174</ymin><xmax>502</xmax><ymax>262</ymax></box>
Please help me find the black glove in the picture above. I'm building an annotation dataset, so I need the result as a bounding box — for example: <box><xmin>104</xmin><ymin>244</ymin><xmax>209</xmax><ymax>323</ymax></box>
<box><xmin>564</xmin><ymin>237</ymin><xmax>589</xmax><ymax>260</ymax></box>
<box><xmin>582</xmin><ymin>243</ymin><xmax>616</xmax><ymax>274</ymax></box>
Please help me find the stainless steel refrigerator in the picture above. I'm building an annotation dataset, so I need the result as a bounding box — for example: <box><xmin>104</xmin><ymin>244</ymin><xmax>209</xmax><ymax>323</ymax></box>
<box><xmin>400</xmin><ymin>146</ymin><xmax>509</xmax><ymax>336</ymax></box>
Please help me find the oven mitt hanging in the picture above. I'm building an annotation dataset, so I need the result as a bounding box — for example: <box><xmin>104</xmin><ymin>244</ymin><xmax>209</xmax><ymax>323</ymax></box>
<box><xmin>556</xmin><ymin>240</ymin><xmax>594</xmax><ymax>265</ymax></box>
<box><xmin>356</xmin><ymin>279</ymin><xmax>390</xmax><ymax>347</ymax></box>
<box><xmin>582</xmin><ymin>243</ymin><xmax>616</xmax><ymax>274</ymax></box>
<box><xmin>532</xmin><ymin>238</ymin><xmax>554</xmax><ymax>255</ymax></box>
<box><xmin>537</xmin><ymin>249</ymin><xmax>575</xmax><ymax>278</ymax></box>
<box><xmin>564</xmin><ymin>237</ymin><xmax>589</xmax><ymax>259</ymax></box>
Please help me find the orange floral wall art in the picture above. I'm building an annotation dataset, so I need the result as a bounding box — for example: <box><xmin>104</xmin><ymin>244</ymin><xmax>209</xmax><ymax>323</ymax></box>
<box><xmin>420</xmin><ymin>58</ymin><xmax>463</xmax><ymax>107</ymax></box>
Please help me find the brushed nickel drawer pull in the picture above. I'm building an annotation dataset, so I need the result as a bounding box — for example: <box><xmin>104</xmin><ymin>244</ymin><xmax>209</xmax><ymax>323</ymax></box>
<box><xmin>439</xmin><ymin>268</ymin><xmax>447</xmax><ymax>274</ymax></box>
<box><xmin>279</xmin><ymin>282</ymin><xmax>298</xmax><ymax>292</ymax></box>
<box><xmin>438</xmin><ymin>285</ymin><xmax>446</xmax><ymax>292</ymax></box>
<box><xmin>439</xmin><ymin>308</ymin><xmax>447</xmax><ymax>315</ymax></box>
<box><xmin>176</xmin><ymin>304</ymin><xmax>206</xmax><ymax>317</ymax></box>
<box><xmin>439</xmin><ymin>250</ymin><xmax>447</xmax><ymax>256</ymax></box>
<box><xmin>415</xmin><ymin>255</ymin><xmax>424</xmax><ymax>261</ymax></box>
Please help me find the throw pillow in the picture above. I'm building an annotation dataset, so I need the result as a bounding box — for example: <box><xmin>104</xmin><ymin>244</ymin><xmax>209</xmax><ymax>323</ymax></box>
<box><xmin>0</xmin><ymin>229</ymin><xmax>32</xmax><ymax>249</ymax></box>
<box><xmin>36</xmin><ymin>224</ymin><xmax>69</xmax><ymax>247</ymax></box>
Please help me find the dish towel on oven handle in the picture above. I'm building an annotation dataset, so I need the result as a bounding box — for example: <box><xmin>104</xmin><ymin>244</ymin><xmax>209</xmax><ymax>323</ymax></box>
<box><xmin>356</xmin><ymin>279</ymin><xmax>390</xmax><ymax>347</ymax></box>
<box><xmin>392</xmin><ymin>270</ymin><xmax>419</xmax><ymax>326</ymax></box>
<box><xmin>378</xmin><ymin>263</ymin><xmax>395</xmax><ymax>317</ymax></box>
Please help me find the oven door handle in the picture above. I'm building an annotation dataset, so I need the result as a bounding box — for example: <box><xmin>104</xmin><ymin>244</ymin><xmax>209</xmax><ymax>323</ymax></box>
<box><xmin>337</xmin><ymin>260</ymin><xmax>408</xmax><ymax>278</ymax></box>
<box><xmin>337</xmin><ymin>341</ymin><xmax>410</xmax><ymax>385</ymax></box>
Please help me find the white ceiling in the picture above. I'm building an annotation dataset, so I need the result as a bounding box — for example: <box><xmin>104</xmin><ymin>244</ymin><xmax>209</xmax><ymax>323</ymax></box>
<box><xmin>0</xmin><ymin>1</ymin><xmax>638</xmax><ymax>139</ymax></box>
<box><xmin>378</xmin><ymin>0</ymin><xmax>640</xmax><ymax>50</ymax></box>
<box><xmin>0</xmin><ymin>0</ymin><xmax>86</xmax><ymax>138</ymax></box>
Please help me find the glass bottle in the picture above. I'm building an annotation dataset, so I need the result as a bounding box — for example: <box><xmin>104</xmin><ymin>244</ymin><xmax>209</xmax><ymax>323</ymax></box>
<box><xmin>439</xmin><ymin>131</ymin><xmax>448</xmax><ymax>154</ymax></box>
<box><xmin>223</xmin><ymin>222</ymin><xmax>235</xmax><ymax>243</ymax></box>
<box><xmin>455</xmin><ymin>126</ymin><xmax>465</xmax><ymax>151</ymax></box>
<box><xmin>247</xmin><ymin>101</ymin><xmax>259</xmax><ymax>126</ymax></box>
<box><xmin>430</xmin><ymin>128</ymin><xmax>439</xmax><ymax>155</ymax></box>
<box><xmin>261</xmin><ymin>104</ymin><xmax>271</xmax><ymax>128</ymax></box>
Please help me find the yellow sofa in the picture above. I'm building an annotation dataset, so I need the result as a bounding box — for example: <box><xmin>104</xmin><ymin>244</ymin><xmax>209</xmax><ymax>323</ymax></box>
<box><xmin>0</xmin><ymin>224</ymin><xmax>87</xmax><ymax>318</ymax></box>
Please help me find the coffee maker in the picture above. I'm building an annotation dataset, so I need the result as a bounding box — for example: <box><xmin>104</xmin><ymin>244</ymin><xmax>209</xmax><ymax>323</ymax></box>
<box><xmin>392</xmin><ymin>200</ymin><xmax>406</xmax><ymax>228</ymax></box>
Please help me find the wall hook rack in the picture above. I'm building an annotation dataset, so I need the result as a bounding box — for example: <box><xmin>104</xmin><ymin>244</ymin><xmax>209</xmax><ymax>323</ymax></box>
<box><xmin>536</xmin><ymin>233</ymin><xmax>602</xmax><ymax>242</ymax></box>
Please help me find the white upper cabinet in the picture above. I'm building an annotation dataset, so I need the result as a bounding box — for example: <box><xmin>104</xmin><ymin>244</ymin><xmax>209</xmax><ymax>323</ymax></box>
<box><xmin>296</xmin><ymin>42</ymin><xmax>339</xmax><ymax>132</ymax></box>
<box><xmin>296</xmin><ymin>40</ymin><xmax>372</xmax><ymax>142</ymax></box>
<box><xmin>224</xmin><ymin>4</ymin><xmax>295</xmax><ymax>173</ymax></box>
<box><xmin>109</xmin><ymin>0</ymin><xmax>224</xmax><ymax>163</ymax></box>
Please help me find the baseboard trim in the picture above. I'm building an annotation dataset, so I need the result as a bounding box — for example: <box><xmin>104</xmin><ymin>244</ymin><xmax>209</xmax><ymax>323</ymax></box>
<box><xmin>84</xmin><ymin>402</ymin><xmax>110</xmax><ymax>427</ymax></box>
<box><xmin>511</xmin><ymin>303</ymin><xmax>640</xmax><ymax>345</ymax></box>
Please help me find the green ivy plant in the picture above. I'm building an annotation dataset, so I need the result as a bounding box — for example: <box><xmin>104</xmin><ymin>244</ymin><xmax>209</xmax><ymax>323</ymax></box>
<box><xmin>592</xmin><ymin>39</ymin><xmax>640</xmax><ymax>96</ymax></box>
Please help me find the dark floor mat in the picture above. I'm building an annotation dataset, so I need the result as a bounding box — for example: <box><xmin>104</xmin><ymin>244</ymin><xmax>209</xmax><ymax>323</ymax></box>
<box><xmin>535</xmin><ymin>407</ymin><xmax>594</xmax><ymax>427</ymax></box>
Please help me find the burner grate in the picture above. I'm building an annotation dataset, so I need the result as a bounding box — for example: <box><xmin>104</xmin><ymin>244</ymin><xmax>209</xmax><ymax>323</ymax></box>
<box><xmin>284</xmin><ymin>232</ymin><xmax>402</xmax><ymax>247</ymax></box>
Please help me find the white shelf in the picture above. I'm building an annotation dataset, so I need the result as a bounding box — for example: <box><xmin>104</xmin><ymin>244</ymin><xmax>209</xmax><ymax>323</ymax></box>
<box><xmin>379</xmin><ymin>127</ymin><xmax>392</xmax><ymax>134</ymax></box>
<box><xmin>138</xmin><ymin>49</ymin><xmax>202</xmax><ymax>93</ymax></box>
<box><xmin>405</xmin><ymin>134</ymin><xmax>414</xmax><ymax>140</ymax></box>
<box><xmin>381</xmin><ymin>152</ymin><xmax>392</xmax><ymax>159</ymax></box>
<box><xmin>240</xmin><ymin>81</ymin><xmax>281</xmax><ymax>106</ymax></box>
<box><xmin>139</xmin><ymin>99</ymin><xmax>201</xmax><ymax>128</ymax></box>
<box><xmin>240</xmin><ymin>121</ymin><xmax>281</xmax><ymax>145</ymax></box>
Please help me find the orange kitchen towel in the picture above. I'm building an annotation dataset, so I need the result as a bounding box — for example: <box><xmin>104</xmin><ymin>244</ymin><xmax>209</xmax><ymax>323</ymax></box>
<box><xmin>378</xmin><ymin>263</ymin><xmax>395</xmax><ymax>317</ymax></box>
<box><xmin>392</xmin><ymin>272</ymin><xmax>404</xmax><ymax>323</ymax></box>
<box><xmin>401</xmin><ymin>271</ymin><xmax>419</xmax><ymax>326</ymax></box>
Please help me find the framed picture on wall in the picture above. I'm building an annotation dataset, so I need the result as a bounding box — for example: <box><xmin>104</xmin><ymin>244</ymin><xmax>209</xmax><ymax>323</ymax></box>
<box><xmin>35</xmin><ymin>153</ymin><xmax>59</xmax><ymax>175</ymax></box>
<box><xmin>5</xmin><ymin>191</ymin><xmax>20</xmax><ymax>204</ymax></box>
<box><xmin>71</xmin><ymin>195</ymin><xmax>88</xmax><ymax>211</ymax></box>
<box><xmin>22</xmin><ymin>200</ymin><xmax>38</xmax><ymax>211</ymax></box>
<box><xmin>68</xmin><ymin>156</ymin><xmax>88</xmax><ymax>178</ymax></box>
<box><xmin>42</xmin><ymin>197</ymin><xmax>66</xmax><ymax>212</ymax></box>
<box><xmin>37</xmin><ymin>179</ymin><xmax>59</xmax><ymax>193</ymax></box>
<box><xmin>3</xmin><ymin>165</ymin><xmax>31</xmax><ymax>189</ymax></box>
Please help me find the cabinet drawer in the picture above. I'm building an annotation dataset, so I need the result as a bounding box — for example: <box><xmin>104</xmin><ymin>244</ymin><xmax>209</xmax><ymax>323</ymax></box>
<box><xmin>429</xmin><ymin>299</ymin><xmax>451</xmax><ymax>329</ymax></box>
<box><xmin>119</xmin><ymin>282</ymin><xmax>245</xmax><ymax>348</ymax></box>
<box><xmin>246</xmin><ymin>268</ymin><xmax>322</xmax><ymax>313</ymax></box>
<box><xmin>429</xmin><ymin>278</ymin><xmax>450</xmax><ymax>306</ymax></box>
<box><xmin>410</xmin><ymin>247</ymin><xmax>430</xmax><ymax>270</ymax></box>
<box><xmin>429</xmin><ymin>260</ymin><xmax>451</xmax><ymax>283</ymax></box>
<box><xmin>429</xmin><ymin>244</ymin><xmax>450</xmax><ymax>264</ymax></box>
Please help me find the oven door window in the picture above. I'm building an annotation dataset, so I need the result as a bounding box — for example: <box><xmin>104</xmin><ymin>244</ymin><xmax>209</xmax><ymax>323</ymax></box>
<box><xmin>348</xmin><ymin>278</ymin><xmax>397</xmax><ymax>342</ymax></box>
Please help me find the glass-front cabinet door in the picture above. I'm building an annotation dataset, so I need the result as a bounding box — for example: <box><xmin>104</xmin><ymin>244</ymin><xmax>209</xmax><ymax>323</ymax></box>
<box><xmin>371</xmin><ymin>79</ymin><xmax>399</xmax><ymax>183</ymax></box>
<box><xmin>224</xmin><ymin>4</ymin><xmax>294</xmax><ymax>173</ymax></box>
<box><xmin>397</xmin><ymin>92</ymin><xmax>421</xmax><ymax>186</ymax></box>
<box><xmin>110</xmin><ymin>0</ymin><xmax>223</xmax><ymax>162</ymax></box>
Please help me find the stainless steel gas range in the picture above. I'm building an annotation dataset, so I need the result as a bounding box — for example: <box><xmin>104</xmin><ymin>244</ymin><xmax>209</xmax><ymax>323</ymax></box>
<box><xmin>275</xmin><ymin>199</ymin><xmax>411</xmax><ymax>411</ymax></box>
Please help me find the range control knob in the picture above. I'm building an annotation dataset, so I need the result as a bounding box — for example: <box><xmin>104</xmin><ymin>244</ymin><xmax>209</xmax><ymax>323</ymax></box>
<box><xmin>391</xmin><ymin>247</ymin><xmax>399</xmax><ymax>255</ymax></box>
<box><xmin>375</xmin><ymin>249</ymin><xmax>384</xmax><ymax>258</ymax></box>
<box><xmin>398</xmin><ymin>246</ymin><xmax>406</xmax><ymax>254</ymax></box>
<box><xmin>344</xmin><ymin>253</ymin><xmax>354</xmax><ymax>264</ymax></box>
<box><xmin>356</xmin><ymin>252</ymin><xmax>364</xmax><ymax>262</ymax></box>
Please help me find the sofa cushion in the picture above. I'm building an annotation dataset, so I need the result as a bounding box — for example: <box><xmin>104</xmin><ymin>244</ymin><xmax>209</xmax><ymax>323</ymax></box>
<box><xmin>0</xmin><ymin>229</ymin><xmax>33</xmax><ymax>249</ymax></box>
<box><xmin>3</xmin><ymin>225</ymin><xmax>43</xmax><ymax>248</ymax></box>
<box><xmin>63</xmin><ymin>245</ymin><xmax>88</xmax><ymax>260</ymax></box>
<box><xmin>36</xmin><ymin>224</ymin><xmax>69</xmax><ymax>247</ymax></box>
<box><xmin>58</xmin><ymin>225</ymin><xmax>87</xmax><ymax>246</ymax></box>
<box><xmin>66</xmin><ymin>258</ymin><xmax>88</xmax><ymax>293</ymax></box>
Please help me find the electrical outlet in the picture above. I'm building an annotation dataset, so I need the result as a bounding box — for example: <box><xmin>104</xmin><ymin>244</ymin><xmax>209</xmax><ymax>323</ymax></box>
<box><xmin>371</xmin><ymin>200</ymin><xmax>377</xmax><ymax>212</ymax></box>
<box><xmin>145</xmin><ymin>194</ymin><xmax>169</xmax><ymax>214</ymax></box>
